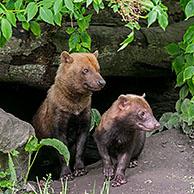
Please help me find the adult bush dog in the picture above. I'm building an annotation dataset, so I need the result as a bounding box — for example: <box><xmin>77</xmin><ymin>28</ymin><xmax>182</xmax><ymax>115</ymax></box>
<box><xmin>33</xmin><ymin>51</ymin><xmax>106</xmax><ymax>180</ymax></box>
<box><xmin>94</xmin><ymin>94</ymin><xmax>160</xmax><ymax>187</ymax></box>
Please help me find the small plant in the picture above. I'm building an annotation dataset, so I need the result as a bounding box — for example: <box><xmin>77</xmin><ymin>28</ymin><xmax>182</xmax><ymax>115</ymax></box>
<box><xmin>0</xmin><ymin>136</ymin><xmax>70</xmax><ymax>193</ymax></box>
<box><xmin>161</xmin><ymin>22</ymin><xmax>194</xmax><ymax>137</ymax></box>
<box><xmin>24</xmin><ymin>136</ymin><xmax>70</xmax><ymax>184</ymax></box>
<box><xmin>0</xmin><ymin>169</ymin><xmax>14</xmax><ymax>192</ymax></box>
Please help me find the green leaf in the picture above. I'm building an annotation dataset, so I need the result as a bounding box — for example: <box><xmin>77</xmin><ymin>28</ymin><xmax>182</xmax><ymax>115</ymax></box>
<box><xmin>125</xmin><ymin>21</ymin><xmax>140</xmax><ymax>30</ymax></box>
<box><xmin>86</xmin><ymin>0</ymin><xmax>93</xmax><ymax>7</ymax></box>
<box><xmin>181</xmin><ymin>98</ymin><xmax>190</xmax><ymax>115</ymax></box>
<box><xmin>112</xmin><ymin>4</ymin><xmax>118</xmax><ymax>12</ymax></box>
<box><xmin>26</xmin><ymin>2</ymin><xmax>38</xmax><ymax>22</ymax></box>
<box><xmin>0</xmin><ymin>31</ymin><xmax>7</xmax><ymax>47</ymax></box>
<box><xmin>16</xmin><ymin>13</ymin><xmax>26</xmax><ymax>21</ymax></box>
<box><xmin>166</xmin><ymin>113</ymin><xmax>180</xmax><ymax>129</ymax></box>
<box><xmin>176</xmin><ymin>71</ymin><xmax>184</xmax><ymax>87</ymax></box>
<box><xmin>118</xmin><ymin>31</ymin><xmax>134</xmax><ymax>51</ymax></box>
<box><xmin>183</xmin><ymin>25</ymin><xmax>194</xmax><ymax>44</ymax></box>
<box><xmin>40</xmin><ymin>138</ymin><xmax>70</xmax><ymax>165</ymax></box>
<box><xmin>175</xmin><ymin>99</ymin><xmax>182</xmax><ymax>112</ymax></box>
<box><xmin>158</xmin><ymin>12</ymin><xmax>168</xmax><ymax>30</ymax></box>
<box><xmin>40</xmin><ymin>7</ymin><xmax>54</xmax><ymax>25</ymax></box>
<box><xmin>185</xmin><ymin>54</ymin><xmax>194</xmax><ymax>66</ymax></box>
<box><xmin>166</xmin><ymin>43</ymin><xmax>181</xmax><ymax>56</ymax></box>
<box><xmin>10</xmin><ymin>150</ymin><xmax>19</xmax><ymax>157</ymax></box>
<box><xmin>172</xmin><ymin>55</ymin><xmax>185</xmax><ymax>74</ymax></box>
<box><xmin>178</xmin><ymin>41</ymin><xmax>187</xmax><ymax>50</ymax></box>
<box><xmin>180</xmin><ymin>0</ymin><xmax>190</xmax><ymax>9</ymax></box>
<box><xmin>30</xmin><ymin>21</ymin><xmax>41</xmax><ymax>36</ymax></box>
<box><xmin>147</xmin><ymin>9</ymin><xmax>157</xmax><ymax>27</ymax></box>
<box><xmin>186</xmin><ymin>43</ymin><xmax>194</xmax><ymax>53</ymax></box>
<box><xmin>6</xmin><ymin>1</ymin><xmax>15</xmax><ymax>10</ymax></box>
<box><xmin>54</xmin><ymin>12</ymin><xmax>62</xmax><ymax>26</ymax></box>
<box><xmin>77</xmin><ymin>15</ymin><xmax>91</xmax><ymax>32</ymax></box>
<box><xmin>8</xmin><ymin>153</ymin><xmax>17</xmax><ymax>182</ymax></box>
<box><xmin>179</xmin><ymin>85</ymin><xmax>189</xmax><ymax>99</ymax></box>
<box><xmin>90</xmin><ymin>108</ymin><xmax>101</xmax><ymax>131</ymax></box>
<box><xmin>0</xmin><ymin>180</ymin><xmax>14</xmax><ymax>189</ymax></box>
<box><xmin>183</xmin><ymin>66</ymin><xmax>194</xmax><ymax>81</ymax></box>
<box><xmin>54</xmin><ymin>0</ymin><xmax>63</xmax><ymax>15</ymax></box>
<box><xmin>153</xmin><ymin>0</ymin><xmax>160</xmax><ymax>5</ymax></box>
<box><xmin>6</xmin><ymin>12</ymin><xmax>16</xmax><ymax>27</ymax></box>
<box><xmin>187</xmin><ymin>79</ymin><xmax>194</xmax><ymax>95</ymax></box>
<box><xmin>142</xmin><ymin>0</ymin><xmax>154</xmax><ymax>10</ymax></box>
<box><xmin>64</xmin><ymin>0</ymin><xmax>74</xmax><ymax>12</ymax></box>
<box><xmin>191</xmin><ymin>95</ymin><xmax>194</xmax><ymax>102</ymax></box>
<box><xmin>0</xmin><ymin>3</ymin><xmax>6</xmax><ymax>11</ymax></box>
<box><xmin>42</xmin><ymin>0</ymin><xmax>54</xmax><ymax>8</ymax></box>
<box><xmin>1</xmin><ymin>18</ymin><xmax>12</xmax><ymax>40</ymax></box>
<box><xmin>14</xmin><ymin>0</ymin><xmax>23</xmax><ymax>9</ymax></box>
<box><xmin>81</xmin><ymin>31</ymin><xmax>91</xmax><ymax>49</ymax></box>
<box><xmin>69</xmin><ymin>31</ymin><xmax>80</xmax><ymax>51</ymax></box>
<box><xmin>0</xmin><ymin>7</ymin><xmax>4</xmax><ymax>14</ymax></box>
<box><xmin>0</xmin><ymin>171</ymin><xmax>7</xmax><ymax>178</ymax></box>
<box><xmin>185</xmin><ymin>0</ymin><xmax>194</xmax><ymax>19</ymax></box>
<box><xmin>93</xmin><ymin>2</ymin><xmax>100</xmax><ymax>13</ymax></box>
<box><xmin>66</xmin><ymin>27</ymin><xmax>75</xmax><ymax>34</ymax></box>
<box><xmin>25</xmin><ymin>136</ymin><xmax>40</xmax><ymax>153</ymax></box>
<box><xmin>22</xmin><ymin>21</ymin><xmax>30</xmax><ymax>30</ymax></box>
<box><xmin>189</xmin><ymin>102</ymin><xmax>194</xmax><ymax>118</ymax></box>
<box><xmin>159</xmin><ymin>112</ymin><xmax>174</xmax><ymax>129</ymax></box>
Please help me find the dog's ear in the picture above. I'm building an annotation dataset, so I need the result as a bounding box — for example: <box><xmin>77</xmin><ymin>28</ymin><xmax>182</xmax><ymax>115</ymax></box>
<box><xmin>61</xmin><ymin>51</ymin><xmax>74</xmax><ymax>64</ymax></box>
<box><xmin>93</xmin><ymin>50</ymin><xmax>99</xmax><ymax>58</ymax></box>
<box><xmin>118</xmin><ymin>94</ymin><xmax>129</xmax><ymax>110</ymax></box>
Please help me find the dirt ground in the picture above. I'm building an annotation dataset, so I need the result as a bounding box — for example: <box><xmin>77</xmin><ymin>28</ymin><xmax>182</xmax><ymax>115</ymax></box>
<box><xmin>52</xmin><ymin>129</ymin><xmax>194</xmax><ymax>194</ymax></box>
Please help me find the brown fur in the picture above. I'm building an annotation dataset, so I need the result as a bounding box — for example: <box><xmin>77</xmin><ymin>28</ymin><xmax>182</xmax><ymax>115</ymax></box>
<box><xmin>33</xmin><ymin>51</ymin><xmax>105</xmax><ymax>179</ymax></box>
<box><xmin>94</xmin><ymin>94</ymin><xmax>160</xmax><ymax>187</ymax></box>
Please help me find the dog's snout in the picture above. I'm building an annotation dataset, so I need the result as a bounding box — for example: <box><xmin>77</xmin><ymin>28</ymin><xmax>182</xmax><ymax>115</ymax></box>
<box><xmin>97</xmin><ymin>79</ymin><xmax>106</xmax><ymax>87</ymax></box>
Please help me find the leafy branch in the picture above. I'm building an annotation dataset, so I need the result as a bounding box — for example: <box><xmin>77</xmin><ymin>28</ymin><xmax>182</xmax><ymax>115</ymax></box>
<box><xmin>0</xmin><ymin>0</ymin><xmax>168</xmax><ymax>51</ymax></box>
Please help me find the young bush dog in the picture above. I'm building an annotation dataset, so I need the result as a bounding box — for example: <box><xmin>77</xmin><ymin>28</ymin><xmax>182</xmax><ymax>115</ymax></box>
<box><xmin>33</xmin><ymin>51</ymin><xmax>106</xmax><ymax>180</ymax></box>
<box><xmin>94</xmin><ymin>94</ymin><xmax>160</xmax><ymax>187</ymax></box>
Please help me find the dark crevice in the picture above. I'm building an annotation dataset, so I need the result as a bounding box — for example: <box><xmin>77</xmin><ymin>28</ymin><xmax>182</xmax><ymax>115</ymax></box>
<box><xmin>0</xmin><ymin>75</ymin><xmax>178</xmax><ymax>180</ymax></box>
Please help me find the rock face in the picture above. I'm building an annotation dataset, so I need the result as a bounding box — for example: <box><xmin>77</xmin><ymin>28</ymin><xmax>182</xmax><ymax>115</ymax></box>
<box><xmin>0</xmin><ymin>18</ymin><xmax>193</xmax><ymax>88</ymax></box>
<box><xmin>0</xmin><ymin>108</ymin><xmax>35</xmax><ymax>181</ymax></box>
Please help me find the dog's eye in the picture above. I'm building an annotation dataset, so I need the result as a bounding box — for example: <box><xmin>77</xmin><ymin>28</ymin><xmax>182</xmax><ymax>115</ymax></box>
<box><xmin>138</xmin><ymin>111</ymin><xmax>145</xmax><ymax>119</ymax></box>
<box><xmin>82</xmin><ymin>68</ymin><xmax>89</xmax><ymax>74</ymax></box>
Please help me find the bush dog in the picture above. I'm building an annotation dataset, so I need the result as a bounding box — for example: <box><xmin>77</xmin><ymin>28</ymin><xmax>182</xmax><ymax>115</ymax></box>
<box><xmin>33</xmin><ymin>51</ymin><xmax>106</xmax><ymax>180</ymax></box>
<box><xmin>94</xmin><ymin>94</ymin><xmax>160</xmax><ymax>187</ymax></box>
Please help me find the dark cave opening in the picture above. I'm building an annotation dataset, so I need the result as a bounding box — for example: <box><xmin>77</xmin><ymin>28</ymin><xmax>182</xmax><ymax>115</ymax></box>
<box><xmin>0</xmin><ymin>75</ymin><xmax>178</xmax><ymax>180</ymax></box>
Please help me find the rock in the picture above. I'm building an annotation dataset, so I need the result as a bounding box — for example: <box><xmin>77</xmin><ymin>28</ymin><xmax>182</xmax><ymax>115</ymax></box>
<box><xmin>0</xmin><ymin>108</ymin><xmax>35</xmax><ymax>181</ymax></box>
<box><xmin>0</xmin><ymin>108</ymin><xmax>34</xmax><ymax>153</ymax></box>
<box><xmin>0</xmin><ymin>18</ymin><xmax>194</xmax><ymax>88</ymax></box>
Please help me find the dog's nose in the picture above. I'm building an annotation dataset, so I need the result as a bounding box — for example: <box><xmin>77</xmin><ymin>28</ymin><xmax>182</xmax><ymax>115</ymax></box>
<box><xmin>97</xmin><ymin>79</ymin><xmax>106</xmax><ymax>87</ymax></box>
<box><xmin>154</xmin><ymin>122</ymin><xmax>160</xmax><ymax>129</ymax></box>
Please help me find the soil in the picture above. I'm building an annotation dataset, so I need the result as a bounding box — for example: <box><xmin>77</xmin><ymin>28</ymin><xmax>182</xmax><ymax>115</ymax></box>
<box><xmin>51</xmin><ymin>129</ymin><xmax>194</xmax><ymax>194</ymax></box>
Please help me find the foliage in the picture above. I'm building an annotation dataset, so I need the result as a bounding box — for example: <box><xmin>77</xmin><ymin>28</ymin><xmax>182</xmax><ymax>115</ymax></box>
<box><xmin>0</xmin><ymin>136</ymin><xmax>70</xmax><ymax>193</ymax></box>
<box><xmin>0</xmin><ymin>0</ymin><xmax>168</xmax><ymax>51</ymax></box>
<box><xmin>162</xmin><ymin>7</ymin><xmax>194</xmax><ymax>137</ymax></box>
<box><xmin>90</xmin><ymin>108</ymin><xmax>101</xmax><ymax>131</ymax></box>
<box><xmin>24</xmin><ymin>136</ymin><xmax>70</xmax><ymax>184</ymax></box>
<box><xmin>114</xmin><ymin>0</ymin><xmax>168</xmax><ymax>51</ymax></box>
<box><xmin>0</xmin><ymin>0</ymin><xmax>101</xmax><ymax>51</ymax></box>
<box><xmin>0</xmin><ymin>169</ymin><xmax>14</xmax><ymax>191</ymax></box>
